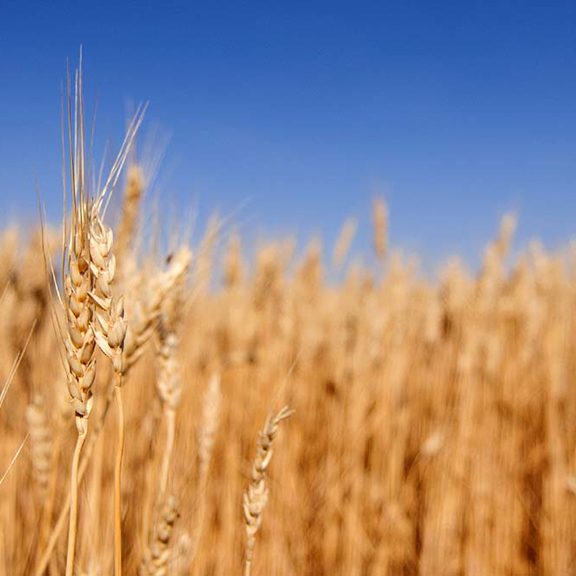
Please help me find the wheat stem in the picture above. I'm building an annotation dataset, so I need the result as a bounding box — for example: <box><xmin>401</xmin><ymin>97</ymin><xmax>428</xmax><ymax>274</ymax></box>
<box><xmin>114</xmin><ymin>378</ymin><xmax>125</xmax><ymax>576</ymax></box>
<box><xmin>65</xmin><ymin>432</ymin><xmax>86</xmax><ymax>576</ymax></box>
<box><xmin>34</xmin><ymin>383</ymin><xmax>115</xmax><ymax>576</ymax></box>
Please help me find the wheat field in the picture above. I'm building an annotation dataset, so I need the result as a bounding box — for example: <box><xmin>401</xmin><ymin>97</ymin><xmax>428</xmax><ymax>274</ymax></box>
<box><xmin>2</xmin><ymin>76</ymin><xmax>576</xmax><ymax>576</ymax></box>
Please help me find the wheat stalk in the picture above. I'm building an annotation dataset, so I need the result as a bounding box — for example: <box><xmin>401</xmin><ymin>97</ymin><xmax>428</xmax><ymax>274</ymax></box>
<box><xmin>123</xmin><ymin>249</ymin><xmax>191</xmax><ymax>377</ymax></box>
<box><xmin>34</xmin><ymin>248</ymin><xmax>190</xmax><ymax>576</ymax></box>
<box><xmin>171</xmin><ymin>532</ymin><xmax>192</xmax><ymax>576</ymax></box>
<box><xmin>243</xmin><ymin>406</ymin><xmax>293</xmax><ymax>576</ymax></box>
<box><xmin>58</xmin><ymin>58</ymin><xmax>144</xmax><ymax>576</ymax></box>
<box><xmin>89</xmin><ymin>206</ymin><xmax>128</xmax><ymax>576</ymax></box>
<box><xmin>26</xmin><ymin>394</ymin><xmax>54</xmax><ymax>562</ymax></box>
<box><xmin>35</xmin><ymin>381</ymin><xmax>120</xmax><ymax>576</ymax></box>
<box><xmin>62</xmin><ymin>113</ymin><xmax>97</xmax><ymax>576</ymax></box>
<box><xmin>115</xmin><ymin>164</ymin><xmax>145</xmax><ymax>277</ymax></box>
<box><xmin>223</xmin><ymin>233</ymin><xmax>243</xmax><ymax>289</ymax></box>
<box><xmin>26</xmin><ymin>395</ymin><xmax>51</xmax><ymax>498</ymax></box>
<box><xmin>139</xmin><ymin>496</ymin><xmax>180</xmax><ymax>576</ymax></box>
<box><xmin>332</xmin><ymin>218</ymin><xmax>357</xmax><ymax>271</ymax></box>
<box><xmin>198</xmin><ymin>373</ymin><xmax>221</xmax><ymax>485</ymax></box>
<box><xmin>372</xmin><ymin>196</ymin><xmax>388</xmax><ymax>261</ymax></box>
<box><xmin>189</xmin><ymin>373</ymin><xmax>221</xmax><ymax>561</ymax></box>
<box><xmin>155</xmin><ymin>246</ymin><xmax>192</xmax><ymax>496</ymax></box>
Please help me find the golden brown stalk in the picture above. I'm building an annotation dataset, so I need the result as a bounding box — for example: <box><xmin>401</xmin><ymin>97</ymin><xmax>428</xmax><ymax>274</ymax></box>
<box><xmin>198</xmin><ymin>373</ymin><xmax>221</xmax><ymax>485</ymax></box>
<box><xmin>171</xmin><ymin>532</ymin><xmax>192</xmax><ymax>576</ymax></box>
<box><xmin>123</xmin><ymin>249</ymin><xmax>192</xmax><ymax>377</ymax></box>
<box><xmin>115</xmin><ymin>164</ymin><xmax>145</xmax><ymax>273</ymax></box>
<box><xmin>156</xmin><ymin>332</ymin><xmax>180</xmax><ymax>495</ymax></box>
<box><xmin>42</xmin><ymin>378</ymin><xmax>70</xmax><ymax>566</ymax></box>
<box><xmin>332</xmin><ymin>217</ymin><xmax>357</xmax><ymax>271</ymax></box>
<box><xmin>194</xmin><ymin>213</ymin><xmax>220</xmax><ymax>296</ymax></box>
<box><xmin>155</xmin><ymin>247</ymin><xmax>192</xmax><ymax>495</ymax></box>
<box><xmin>26</xmin><ymin>394</ymin><xmax>54</xmax><ymax>562</ymax></box>
<box><xmin>62</xmin><ymin>170</ymin><xmax>96</xmax><ymax>576</ymax></box>
<box><xmin>67</xmin><ymin>434</ymin><xmax>86</xmax><ymax>576</ymax></box>
<box><xmin>495</xmin><ymin>213</ymin><xmax>517</xmax><ymax>258</ymax></box>
<box><xmin>139</xmin><ymin>496</ymin><xmax>180</xmax><ymax>576</ymax></box>
<box><xmin>26</xmin><ymin>395</ymin><xmax>51</xmax><ymax>499</ymax></box>
<box><xmin>89</xmin><ymin>207</ymin><xmax>128</xmax><ymax>576</ymax></box>
<box><xmin>89</xmin><ymin>209</ymin><xmax>127</xmax><ymax>377</ymax></box>
<box><xmin>223</xmin><ymin>232</ymin><xmax>243</xmax><ymax>289</ymax></box>
<box><xmin>191</xmin><ymin>374</ymin><xmax>221</xmax><ymax>557</ymax></box>
<box><xmin>372</xmin><ymin>196</ymin><xmax>388</xmax><ymax>261</ymax></box>
<box><xmin>114</xmin><ymin>382</ymin><xmax>125</xmax><ymax>575</ymax></box>
<box><xmin>34</xmin><ymin>384</ymin><xmax>116</xmax><ymax>576</ymax></box>
<box><xmin>0</xmin><ymin>225</ymin><xmax>18</xmax><ymax>294</ymax></box>
<box><xmin>243</xmin><ymin>406</ymin><xmax>293</xmax><ymax>576</ymax></box>
<box><xmin>59</xmin><ymin>61</ymin><xmax>143</xmax><ymax>576</ymax></box>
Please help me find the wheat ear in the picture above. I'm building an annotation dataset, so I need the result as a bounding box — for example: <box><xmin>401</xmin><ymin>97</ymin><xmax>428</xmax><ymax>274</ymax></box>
<box><xmin>198</xmin><ymin>373</ymin><xmax>221</xmax><ymax>486</ymax></box>
<box><xmin>139</xmin><ymin>496</ymin><xmax>180</xmax><ymax>576</ymax></box>
<box><xmin>115</xmin><ymin>164</ymin><xmax>144</xmax><ymax>274</ymax></box>
<box><xmin>372</xmin><ymin>196</ymin><xmax>388</xmax><ymax>261</ymax></box>
<box><xmin>190</xmin><ymin>374</ymin><xmax>221</xmax><ymax>561</ymax></box>
<box><xmin>171</xmin><ymin>532</ymin><xmax>193</xmax><ymax>576</ymax></box>
<box><xmin>243</xmin><ymin>406</ymin><xmax>293</xmax><ymax>576</ymax></box>
<box><xmin>35</xmin><ymin>248</ymin><xmax>191</xmax><ymax>576</ymax></box>
<box><xmin>332</xmin><ymin>217</ymin><xmax>357</xmax><ymax>271</ymax></box>
<box><xmin>63</xmin><ymin>192</ymin><xmax>96</xmax><ymax>576</ymax></box>
<box><xmin>26</xmin><ymin>395</ymin><xmax>51</xmax><ymax>499</ymax></box>
<box><xmin>61</xmin><ymin>68</ymin><xmax>98</xmax><ymax>570</ymax></box>
<box><xmin>26</xmin><ymin>395</ymin><xmax>53</xmax><ymax>557</ymax></box>
<box><xmin>123</xmin><ymin>250</ymin><xmax>191</xmax><ymax>377</ymax></box>
<box><xmin>89</xmin><ymin>206</ymin><xmax>128</xmax><ymax>576</ymax></box>
<box><xmin>59</xmin><ymin>59</ymin><xmax>144</xmax><ymax>576</ymax></box>
<box><xmin>155</xmin><ymin>247</ymin><xmax>192</xmax><ymax>495</ymax></box>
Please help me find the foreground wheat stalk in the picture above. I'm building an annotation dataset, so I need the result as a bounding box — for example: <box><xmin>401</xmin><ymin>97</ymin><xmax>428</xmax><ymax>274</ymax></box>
<box><xmin>62</xmin><ymin>158</ymin><xmax>96</xmax><ymax>576</ymax></box>
<box><xmin>90</xmin><ymin>205</ymin><xmax>128</xmax><ymax>576</ymax></box>
<box><xmin>34</xmin><ymin>251</ymin><xmax>188</xmax><ymax>576</ymax></box>
<box><xmin>59</xmin><ymin>69</ymin><xmax>98</xmax><ymax>576</ymax></box>
<box><xmin>56</xmin><ymin>60</ymin><xmax>144</xmax><ymax>576</ymax></box>
<box><xmin>243</xmin><ymin>406</ymin><xmax>293</xmax><ymax>576</ymax></box>
<box><xmin>34</xmin><ymin>384</ymin><xmax>115</xmax><ymax>576</ymax></box>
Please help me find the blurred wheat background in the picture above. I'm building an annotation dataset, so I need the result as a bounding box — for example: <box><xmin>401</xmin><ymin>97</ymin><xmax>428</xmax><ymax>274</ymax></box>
<box><xmin>3</xmin><ymin>3</ymin><xmax>576</xmax><ymax>571</ymax></box>
<box><xmin>2</xmin><ymin>110</ymin><xmax>576</xmax><ymax>575</ymax></box>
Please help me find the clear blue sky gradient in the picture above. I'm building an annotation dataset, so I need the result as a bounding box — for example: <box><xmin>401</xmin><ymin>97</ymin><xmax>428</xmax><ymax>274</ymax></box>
<box><xmin>1</xmin><ymin>1</ymin><xmax>576</xmax><ymax>267</ymax></box>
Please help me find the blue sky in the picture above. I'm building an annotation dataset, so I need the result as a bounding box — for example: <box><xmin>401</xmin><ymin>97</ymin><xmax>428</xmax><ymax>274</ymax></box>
<box><xmin>1</xmin><ymin>1</ymin><xmax>576</xmax><ymax>268</ymax></box>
